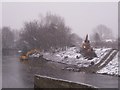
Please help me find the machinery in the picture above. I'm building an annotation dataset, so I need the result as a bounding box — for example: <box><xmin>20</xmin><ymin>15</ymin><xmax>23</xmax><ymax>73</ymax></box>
<box><xmin>80</xmin><ymin>34</ymin><xmax>97</xmax><ymax>59</ymax></box>
<box><xmin>20</xmin><ymin>49</ymin><xmax>43</xmax><ymax>61</ymax></box>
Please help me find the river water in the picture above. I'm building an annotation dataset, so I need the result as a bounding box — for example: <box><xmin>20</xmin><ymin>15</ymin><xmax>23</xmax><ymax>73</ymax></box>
<box><xmin>2</xmin><ymin>52</ymin><xmax>119</xmax><ymax>88</ymax></box>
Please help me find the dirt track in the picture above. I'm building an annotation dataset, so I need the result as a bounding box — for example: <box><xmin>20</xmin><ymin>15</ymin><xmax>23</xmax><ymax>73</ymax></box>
<box><xmin>79</xmin><ymin>49</ymin><xmax>118</xmax><ymax>73</ymax></box>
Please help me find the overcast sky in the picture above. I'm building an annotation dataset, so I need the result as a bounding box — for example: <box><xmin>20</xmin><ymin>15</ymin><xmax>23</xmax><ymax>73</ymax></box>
<box><xmin>2</xmin><ymin>2</ymin><xmax>118</xmax><ymax>38</ymax></box>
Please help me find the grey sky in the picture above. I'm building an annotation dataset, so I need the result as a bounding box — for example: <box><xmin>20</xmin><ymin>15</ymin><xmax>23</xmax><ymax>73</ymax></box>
<box><xmin>2</xmin><ymin>2</ymin><xmax>118</xmax><ymax>38</ymax></box>
<box><xmin>0</xmin><ymin>2</ymin><xmax>1</xmax><ymax>31</ymax></box>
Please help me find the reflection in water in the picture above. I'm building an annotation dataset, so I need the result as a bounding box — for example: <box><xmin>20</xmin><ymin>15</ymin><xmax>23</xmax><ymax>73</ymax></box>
<box><xmin>2</xmin><ymin>54</ymin><xmax>68</xmax><ymax>88</ymax></box>
<box><xmin>3</xmin><ymin>56</ymin><xmax>32</xmax><ymax>88</ymax></box>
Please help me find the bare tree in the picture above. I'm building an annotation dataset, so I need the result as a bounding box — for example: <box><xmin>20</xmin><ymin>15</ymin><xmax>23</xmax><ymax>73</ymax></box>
<box><xmin>92</xmin><ymin>32</ymin><xmax>101</xmax><ymax>47</ymax></box>
<box><xmin>70</xmin><ymin>33</ymin><xmax>83</xmax><ymax>46</ymax></box>
<box><xmin>19</xmin><ymin>13</ymin><xmax>74</xmax><ymax>52</ymax></box>
<box><xmin>90</xmin><ymin>24</ymin><xmax>114</xmax><ymax>48</ymax></box>
<box><xmin>2</xmin><ymin>27</ymin><xmax>14</xmax><ymax>49</ymax></box>
<box><xmin>93</xmin><ymin>24</ymin><xmax>113</xmax><ymax>41</ymax></box>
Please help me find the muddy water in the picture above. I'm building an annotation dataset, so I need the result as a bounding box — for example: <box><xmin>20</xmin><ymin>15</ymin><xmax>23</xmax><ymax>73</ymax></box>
<box><xmin>2</xmin><ymin>53</ymin><xmax>118</xmax><ymax>88</ymax></box>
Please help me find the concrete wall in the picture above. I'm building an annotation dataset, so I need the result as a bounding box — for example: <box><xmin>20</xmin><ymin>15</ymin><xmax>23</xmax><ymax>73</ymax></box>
<box><xmin>34</xmin><ymin>75</ymin><xmax>98</xmax><ymax>89</ymax></box>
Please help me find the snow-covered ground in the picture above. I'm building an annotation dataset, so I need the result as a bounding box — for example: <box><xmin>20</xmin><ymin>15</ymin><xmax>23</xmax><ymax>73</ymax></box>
<box><xmin>43</xmin><ymin>47</ymin><xmax>111</xmax><ymax>67</ymax></box>
<box><xmin>97</xmin><ymin>52</ymin><xmax>119</xmax><ymax>76</ymax></box>
<box><xmin>30</xmin><ymin>47</ymin><xmax>119</xmax><ymax>76</ymax></box>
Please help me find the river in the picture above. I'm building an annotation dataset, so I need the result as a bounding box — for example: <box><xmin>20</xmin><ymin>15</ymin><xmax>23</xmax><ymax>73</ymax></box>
<box><xmin>2</xmin><ymin>52</ymin><xmax>119</xmax><ymax>88</ymax></box>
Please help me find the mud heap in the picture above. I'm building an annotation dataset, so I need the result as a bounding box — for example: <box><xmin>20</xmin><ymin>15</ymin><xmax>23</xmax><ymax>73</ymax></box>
<box><xmin>80</xmin><ymin>34</ymin><xmax>97</xmax><ymax>60</ymax></box>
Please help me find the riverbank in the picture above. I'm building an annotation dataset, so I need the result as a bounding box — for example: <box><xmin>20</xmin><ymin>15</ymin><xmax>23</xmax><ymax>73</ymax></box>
<box><xmin>29</xmin><ymin>47</ymin><xmax>118</xmax><ymax>76</ymax></box>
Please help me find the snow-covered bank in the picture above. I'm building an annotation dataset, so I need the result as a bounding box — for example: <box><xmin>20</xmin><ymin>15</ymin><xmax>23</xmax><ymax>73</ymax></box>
<box><xmin>97</xmin><ymin>52</ymin><xmax>119</xmax><ymax>76</ymax></box>
<box><xmin>43</xmin><ymin>47</ymin><xmax>111</xmax><ymax>67</ymax></box>
<box><xmin>30</xmin><ymin>47</ymin><xmax>118</xmax><ymax>76</ymax></box>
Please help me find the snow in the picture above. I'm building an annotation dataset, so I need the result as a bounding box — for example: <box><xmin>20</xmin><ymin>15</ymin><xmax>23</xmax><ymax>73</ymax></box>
<box><xmin>29</xmin><ymin>51</ymin><xmax>43</xmax><ymax>58</ymax></box>
<box><xmin>33</xmin><ymin>37</ymin><xmax>37</xmax><ymax>41</ymax></box>
<box><xmin>94</xmin><ymin>48</ymin><xmax>111</xmax><ymax>63</ymax></box>
<box><xmin>105</xmin><ymin>39</ymin><xmax>113</xmax><ymax>42</ymax></box>
<box><xmin>18</xmin><ymin>50</ymin><xmax>22</xmax><ymax>53</ymax></box>
<box><xmin>23</xmin><ymin>41</ymin><xmax>29</xmax><ymax>44</ymax></box>
<box><xmin>97</xmin><ymin>53</ymin><xmax>118</xmax><ymax>76</ymax></box>
<box><xmin>29</xmin><ymin>53</ymin><xmax>41</xmax><ymax>58</ymax></box>
<box><xmin>29</xmin><ymin>47</ymin><xmax>119</xmax><ymax>76</ymax></box>
<box><xmin>43</xmin><ymin>47</ymin><xmax>111</xmax><ymax>67</ymax></box>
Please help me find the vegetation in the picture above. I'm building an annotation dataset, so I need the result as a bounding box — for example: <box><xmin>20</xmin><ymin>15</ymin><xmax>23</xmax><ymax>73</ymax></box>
<box><xmin>2</xmin><ymin>27</ymin><xmax>15</xmax><ymax>49</ymax></box>
<box><xmin>18</xmin><ymin>13</ymin><xmax>82</xmax><ymax>53</ymax></box>
<box><xmin>90</xmin><ymin>24</ymin><xmax>117</xmax><ymax>49</ymax></box>
<box><xmin>1</xmin><ymin>14</ymin><xmax>117</xmax><ymax>53</ymax></box>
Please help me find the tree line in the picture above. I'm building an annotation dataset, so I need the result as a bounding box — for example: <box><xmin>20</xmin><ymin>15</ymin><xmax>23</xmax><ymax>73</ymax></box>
<box><xmin>1</xmin><ymin>13</ymin><xmax>119</xmax><ymax>54</ymax></box>
<box><xmin>2</xmin><ymin>13</ymin><xmax>82</xmax><ymax>53</ymax></box>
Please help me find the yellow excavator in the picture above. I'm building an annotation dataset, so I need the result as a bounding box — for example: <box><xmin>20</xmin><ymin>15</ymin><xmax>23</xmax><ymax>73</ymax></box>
<box><xmin>20</xmin><ymin>49</ymin><xmax>40</xmax><ymax>61</ymax></box>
